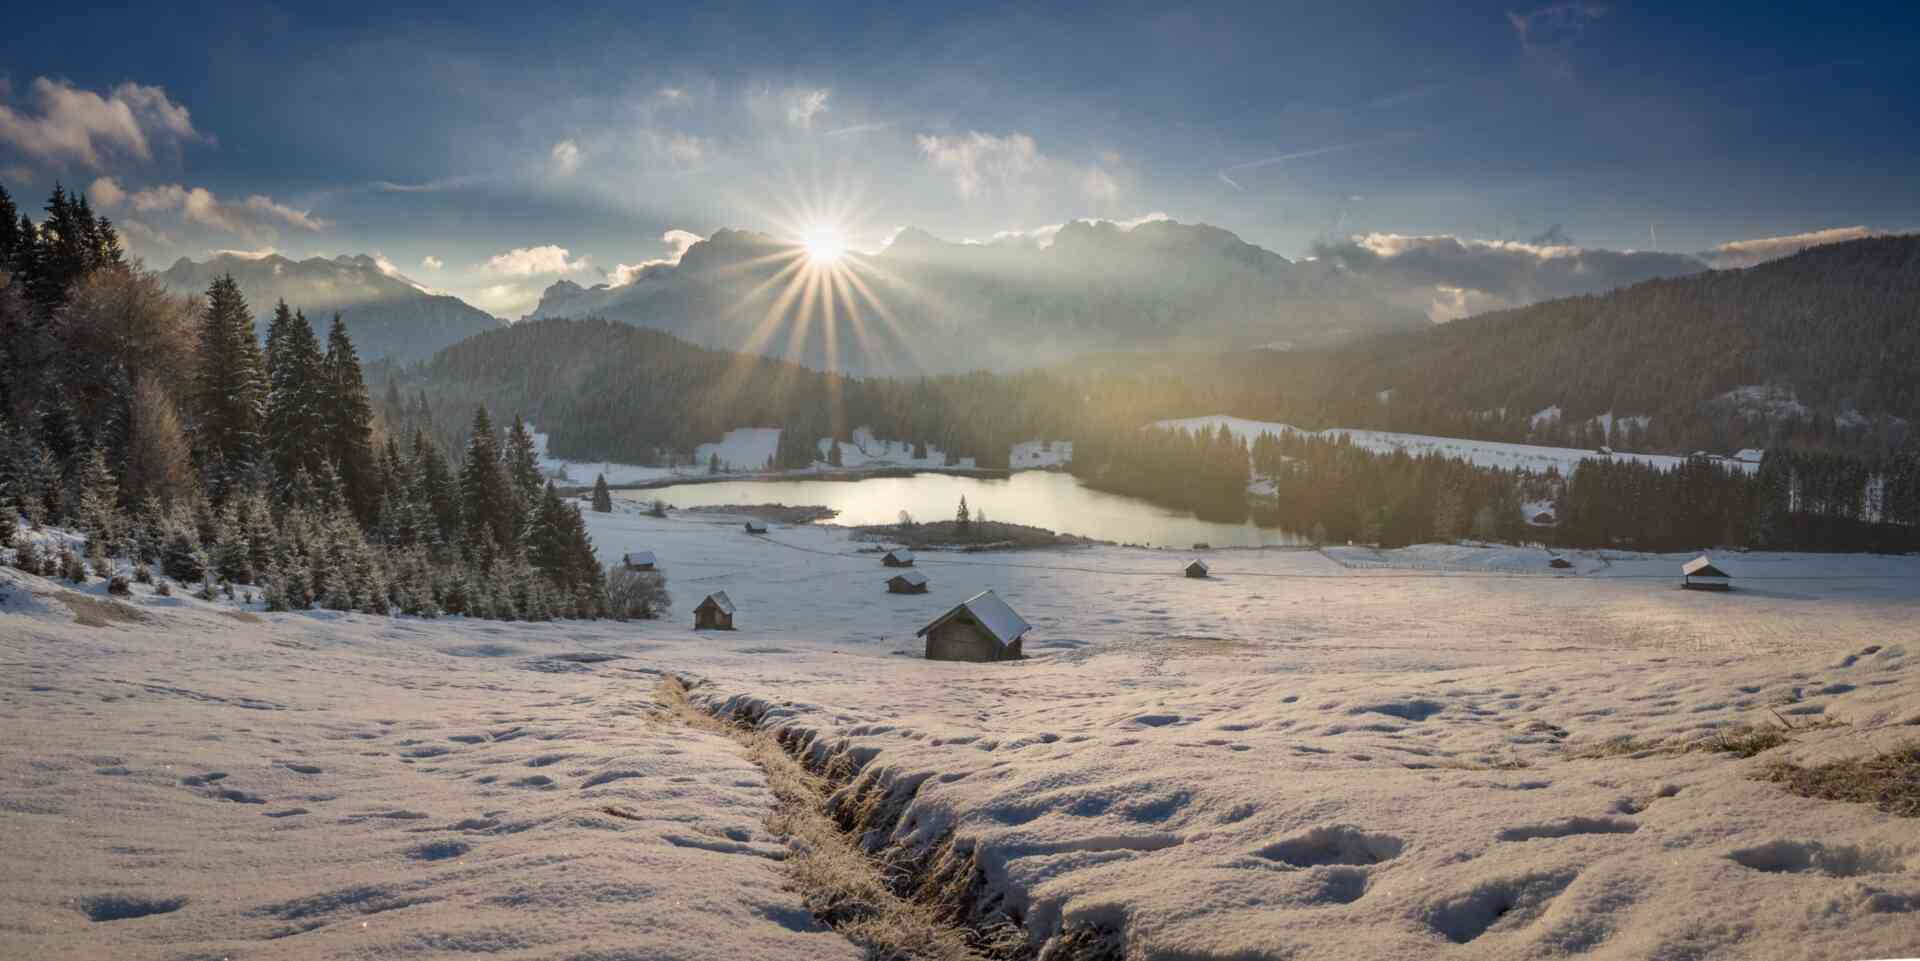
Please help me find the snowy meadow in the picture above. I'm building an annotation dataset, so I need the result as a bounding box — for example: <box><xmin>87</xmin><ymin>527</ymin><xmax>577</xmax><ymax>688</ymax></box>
<box><xmin>4</xmin><ymin>501</ymin><xmax>1918</xmax><ymax>960</ymax></box>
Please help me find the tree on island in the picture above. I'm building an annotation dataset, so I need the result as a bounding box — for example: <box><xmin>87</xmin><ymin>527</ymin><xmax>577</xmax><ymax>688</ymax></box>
<box><xmin>955</xmin><ymin>495</ymin><xmax>970</xmax><ymax>532</ymax></box>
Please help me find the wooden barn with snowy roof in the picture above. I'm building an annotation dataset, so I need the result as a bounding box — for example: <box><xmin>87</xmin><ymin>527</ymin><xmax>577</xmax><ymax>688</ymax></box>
<box><xmin>1681</xmin><ymin>556</ymin><xmax>1731</xmax><ymax>591</ymax></box>
<box><xmin>886</xmin><ymin>571</ymin><xmax>929</xmax><ymax>594</ymax></box>
<box><xmin>916</xmin><ymin>590</ymin><xmax>1030</xmax><ymax>662</ymax></box>
<box><xmin>1185</xmin><ymin>559</ymin><xmax>1210</xmax><ymax>578</ymax></box>
<box><xmin>694</xmin><ymin>591</ymin><xmax>736</xmax><ymax>629</ymax></box>
<box><xmin>882</xmin><ymin>548</ymin><xmax>916</xmax><ymax>567</ymax></box>
<box><xmin>622</xmin><ymin>551</ymin><xmax>656</xmax><ymax>571</ymax></box>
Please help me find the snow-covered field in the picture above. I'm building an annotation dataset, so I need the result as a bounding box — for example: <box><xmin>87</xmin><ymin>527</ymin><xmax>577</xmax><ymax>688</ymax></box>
<box><xmin>1156</xmin><ymin>415</ymin><xmax>1760</xmax><ymax>476</ymax></box>
<box><xmin>5</xmin><ymin>508</ymin><xmax>1918</xmax><ymax>960</ymax></box>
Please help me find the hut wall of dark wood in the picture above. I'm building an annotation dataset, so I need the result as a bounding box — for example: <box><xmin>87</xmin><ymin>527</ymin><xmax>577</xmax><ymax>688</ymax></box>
<box><xmin>924</xmin><ymin>620</ymin><xmax>1011</xmax><ymax>662</ymax></box>
<box><xmin>887</xmin><ymin>577</ymin><xmax>928</xmax><ymax>594</ymax></box>
<box><xmin>694</xmin><ymin>604</ymin><xmax>734</xmax><ymax>630</ymax></box>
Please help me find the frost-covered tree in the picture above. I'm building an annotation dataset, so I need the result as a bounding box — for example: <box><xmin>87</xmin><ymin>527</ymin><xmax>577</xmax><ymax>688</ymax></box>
<box><xmin>125</xmin><ymin>374</ymin><xmax>196</xmax><ymax>508</ymax></box>
<box><xmin>191</xmin><ymin>275</ymin><xmax>267</xmax><ymax>502</ymax></box>
<box><xmin>263</xmin><ymin>303</ymin><xmax>329</xmax><ymax>500</ymax></box>
<box><xmin>72</xmin><ymin>446</ymin><xmax>120</xmax><ymax>553</ymax></box>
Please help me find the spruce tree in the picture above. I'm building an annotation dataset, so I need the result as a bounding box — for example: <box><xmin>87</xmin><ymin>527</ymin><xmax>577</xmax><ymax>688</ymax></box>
<box><xmin>591</xmin><ymin>473</ymin><xmax>612</xmax><ymax>512</ymax></box>
<box><xmin>460</xmin><ymin>407</ymin><xmax>515</xmax><ymax>555</ymax></box>
<box><xmin>72</xmin><ymin>446</ymin><xmax>120</xmax><ymax>553</ymax></box>
<box><xmin>192</xmin><ymin>275</ymin><xmax>267</xmax><ymax>501</ymax></box>
<box><xmin>263</xmin><ymin>304</ymin><xmax>328</xmax><ymax>498</ymax></box>
<box><xmin>321</xmin><ymin>315</ymin><xmax>377</xmax><ymax>522</ymax></box>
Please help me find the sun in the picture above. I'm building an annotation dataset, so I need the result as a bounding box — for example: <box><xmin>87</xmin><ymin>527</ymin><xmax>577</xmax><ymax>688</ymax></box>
<box><xmin>799</xmin><ymin>222</ymin><xmax>848</xmax><ymax>266</ymax></box>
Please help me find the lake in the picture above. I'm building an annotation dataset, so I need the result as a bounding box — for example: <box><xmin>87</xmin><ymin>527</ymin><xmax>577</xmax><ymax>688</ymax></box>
<box><xmin>619</xmin><ymin>470</ymin><xmax>1306</xmax><ymax>548</ymax></box>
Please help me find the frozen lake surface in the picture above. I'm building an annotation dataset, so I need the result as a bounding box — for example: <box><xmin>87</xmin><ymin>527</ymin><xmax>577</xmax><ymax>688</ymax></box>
<box><xmin>623</xmin><ymin>470</ymin><xmax>1307</xmax><ymax>548</ymax></box>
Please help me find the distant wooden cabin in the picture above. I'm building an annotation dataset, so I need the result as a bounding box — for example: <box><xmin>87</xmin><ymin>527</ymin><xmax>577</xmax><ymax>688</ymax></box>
<box><xmin>1185</xmin><ymin>559</ymin><xmax>1210</xmax><ymax>578</ymax></box>
<box><xmin>694</xmin><ymin>591</ymin><xmax>736</xmax><ymax>629</ymax></box>
<box><xmin>744</xmin><ymin>521</ymin><xmax>768</xmax><ymax>534</ymax></box>
<box><xmin>916</xmin><ymin>590</ymin><xmax>1029</xmax><ymax>662</ymax></box>
<box><xmin>622</xmin><ymin>551</ymin><xmax>656</xmax><ymax>571</ymax></box>
<box><xmin>1548</xmin><ymin>557</ymin><xmax>1573</xmax><ymax>569</ymax></box>
<box><xmin>882</xmin><ymin>548</ymin><xmax>916</xmax><ymax>568</ymax></box>
<box><xmin>1681</xmin><ymin>556</ymin><xmax>1731</xmax><ymax>591</ymax></box>
<box><xmin>887</xmin><ymin>571</ymin><xmax>929</xmax><ymax>594</ymax></box>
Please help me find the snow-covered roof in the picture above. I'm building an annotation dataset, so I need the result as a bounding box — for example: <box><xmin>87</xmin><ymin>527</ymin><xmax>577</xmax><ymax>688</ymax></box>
<box><xmin>744</xmin><ymin>521</ymin><xmax>767</xmax><ymax>532</ymax></box>
<box><xmin>1682</xmin><ymin>556</ymin><xmax>1730</xmax><ymax>578</ymax></box>
<box><xmin>888</xmin><ymin>571</ymin><xmax>928</xmax><ymax>587</ymax></box>
<box><xmin>624</xmin><ymin>551</ymin><xmax>656</xmax><ymax>566</ymax></box>
<box><xmin>698</xmin><ymin>591</ymin><xmax>735</xmax><ymax>614</ymax></box>
<box><xmin>885</xmin><ymin>548</ymin><xmax>914</xmax><ymax>561</ymax></box>
<box><xmin>1734</xmin><ymin>448</ymin><xmax>1765</xmax><ymax>463</ymax></box>
<box><xmin>915</xmin><ymin>590</ymin><xmax>1031</xmax><ymax>646</ymax></box>
<box><xmin>1187</xmin><ymin>559</ymin><xmax>1209</xmax><ymax>573</ymax></box>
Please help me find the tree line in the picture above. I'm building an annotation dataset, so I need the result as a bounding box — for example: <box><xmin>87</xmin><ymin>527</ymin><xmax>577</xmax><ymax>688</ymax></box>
<box><xmin>0</xmin><ymin>182</ymin><xmax>661</xmax><ymax>620</ymax></box>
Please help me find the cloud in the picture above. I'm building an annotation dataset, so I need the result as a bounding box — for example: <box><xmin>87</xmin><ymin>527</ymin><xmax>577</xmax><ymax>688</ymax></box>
<box><xmin>658</xmin><ymin>86</ymin><xmax>688</xmax><ymax>104</ymax></box>
<box><xmin>1696</xmin><ymin>226</ymin><xmax>1882</xmax><ymax>269</ymax></box>
<box><xmin>129</xmin><ymin>183</ymin><xmax>327</xmax><ymax>236</ymax></box>
<box><xmin>468</xmin><ymin>282</ymin><xmax>539</xmax><ymax>318</ymax></box>
<box><xmin>1217</xmin><ymin>134</ymin><xmax>1413</xmax><ymax>187</ymax></box>
<box><xmin>484</xmin><ymin>244</ymin><xmax>592</xmax><ymax>276</ymax></box>
<box><xmin>206</xmin><ymin>247</ymin><xmax>278</xmax><ymax>259</ymax></box>
<box><xmin>421</xmin><ymin>255</ymin><xmax>444</xmax><ymax>270</ymax></box>
<box><xmin>87</xmin><ymin>176</ymin><xmax>126</xmax><ymax>208</ymax></box>
<box><xmin>1081</xmin><ymin>167</ymin><xmax>1120</xmax><ymax>202</ymax></box>
<box><xmin>825</xmin><ymin>121</ymin><xmax>891</xmax><ymax>137</ymax></box>
<box><xmin>1508</xmin><ymin>3</ymin><xmax>1608</xmax><ymax>77</ymax></box>
<box><xmin>0</xmin><ymin>77</ymin><xmax>204</xmax><ymax>169</ymax></box>
<box><xmin>608</xmin><ymin>229</ymin><xmax>704</xmax><ymax>286</ymax></box>
<box><xmin>550</xmin><ymin>139</ymin><xmax>582</xmax><ymax>176</ymax></box>
<box><xmin>917</xmin><ymin>131</ymin><xmax>1042</xmax><ymax>197</ymax></box>
<box><xmin>374</xmin><ymin>174</ymin><xmax>488</xmax><ymax>193</ymax></box>
<box><xmin>787</xmin><ymin>88</ymin><xmax>830</xmax><ymax>128</ymax></box>
<box><xmin>1317</xmin><ymin>231</ymin><xmax>1704</xmax><ymax>322</ymax></box>
<box><xmin>644</xmin><ymin>130</ymin><xmax>706</xmax><ymax>165</ymax></box>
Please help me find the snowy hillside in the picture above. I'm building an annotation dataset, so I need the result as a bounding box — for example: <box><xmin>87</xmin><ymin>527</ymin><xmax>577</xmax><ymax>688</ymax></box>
<box><xmin>1156</xmin><ymin>415</ymin><xmax>1761</xmax><ymax>476</ymax></box>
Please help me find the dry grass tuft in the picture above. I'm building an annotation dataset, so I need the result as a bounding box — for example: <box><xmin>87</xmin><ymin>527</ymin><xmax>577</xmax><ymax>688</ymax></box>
<box><xmin>658</xmin><ymin>677</ymin><xmax>986</xmax><ymax>961</ymax></box>
<box><xmin>57</xmin><ymin>592</ymin><xmax>149</xmax><ymax>628</ymax></box>
<box><xmin>1759</xmin><ymin>743</ymin><xmax>1920</xmax><ymax>818</ymax></box>
<box><xmin>220</xmin><ymin>609</ymin><xmax>263</xmax><ymax>624</ymax></box>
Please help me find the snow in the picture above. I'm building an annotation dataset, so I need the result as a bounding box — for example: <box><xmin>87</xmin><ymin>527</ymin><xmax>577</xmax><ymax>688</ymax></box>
<box><xmin>1010</xmin><ymin>439</ymin><xmax>1073</xmax><ymax>468</ymax></box>
<box><xmin>1154</xmin><ymin>414</ymin><xmax>1761</xmax><ymax>476</ymax></box>
<box><xmin>1530</xmin><ymin>405</ymin><xmax>1562</xmax><ymax>428</ymax></box>
<box><xmin>1716</xmin><ymin>385</ymin><xmax>1811</xmax><ymax>420</ymax></box>
<box><xmin>7</xmin><ymin>511</ymin><xmax>1920</xmax><ymax>960</ymax></box>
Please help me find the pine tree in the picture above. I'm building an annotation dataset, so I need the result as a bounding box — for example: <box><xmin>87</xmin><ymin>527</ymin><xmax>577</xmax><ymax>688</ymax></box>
<box><xmin>826</xmin><ymin>442</ymin><xmax>842</xmax><ymax>467</ymax></box>
<box><xmin>503</xmin><ymin>414</ymin><xmax>544</xmax><ymax>539</ymax></box>
<box><xmin>411</xmin><ymin>429</ymin><xmax>460</xmax><ymax>550</ymax></box>
<box><xmin>956</xmin><ymin>495</ymin><xmax>970</xmax><ymax>531</ymax></box>
<box><xmin>709</xmin><ymin>451</ymin><xmax>722</xmax><ymax>474</ymax></box>
<box><xmin>461</xmin><ymin>407</ymin><xmax>515</xmax><ymax>556</ymax></box>
<box><xmin>72</xmin><ymin>446</ymin><xmax>120</xmax><ymax>553</ymax></box>
<box><xmin>192</xmin><ymin>275</ymin><xmax>267</xmax><ymax>502</ymax></box>
<box><xmin>321</xmin><ymin>315</ymin><xmax>377</xmax><ymax>522</ymax></box>
<box><xmin>591</xmin><ymin>473</ymin><xmax>612</xmax><ymax>512</ymax></box>
<box><xmin>263</xmin><ymin>304</ymin><xmax>328</xmax><ymax>498</ymax></box>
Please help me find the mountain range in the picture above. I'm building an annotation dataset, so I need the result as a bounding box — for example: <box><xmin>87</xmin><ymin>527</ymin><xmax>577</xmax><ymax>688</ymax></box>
<box><xmin>159</xmin><ymin>253</ymin><xmax>503</xmax><ymax>365</ymax></box>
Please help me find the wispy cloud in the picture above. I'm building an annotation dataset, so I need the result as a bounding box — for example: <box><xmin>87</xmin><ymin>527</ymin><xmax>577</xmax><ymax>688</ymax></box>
<box><xmin>917</xmin><ymin>131</ymin><xmax>1041</xmax><ymax>196</ymax></box>
<box><xmin>825</xmin><ymin>121</ymin><xmax>891</xmax><ymax>137</ymax></box>
<box><xmin>787</xmin><ymin>88</ymin><xmax>830</xmax><ymax>128</ymax></box>
<box><xmin>0</xmin><ymin>77</ymin><xmax>206</xmax><ymax>169</ymax></box>
<box><xmin>1697</xmin><ymin>225</ymin><xmax>1883</xmax><ymax>269</ymax></box>
<box><xmin>421</xmin><ymin>255</ymin><xmax>444</xmax><ymax>270</ymax></box>
<box><xmin>550</xmin><ymin>139</ymin><xmax>582</xmax><ymax>176</ymax></box>
<box><xmin>374</xmin><ymin>173</ymin><xmax>488</xmax><ymax>193</ymax></box>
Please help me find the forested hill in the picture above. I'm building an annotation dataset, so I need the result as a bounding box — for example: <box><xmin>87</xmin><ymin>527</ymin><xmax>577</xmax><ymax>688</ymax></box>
<box><xmin>1302</xmin><ymin>235</ymin><xmax>1920</xmax><ymax>453</ymax></box>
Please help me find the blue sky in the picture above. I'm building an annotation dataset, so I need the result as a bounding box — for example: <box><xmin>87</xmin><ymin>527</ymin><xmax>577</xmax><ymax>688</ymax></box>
<box><xmin>4</xmin><ymin>1</ymin><xmax>1916</xmax><ymax>316</ymax></box>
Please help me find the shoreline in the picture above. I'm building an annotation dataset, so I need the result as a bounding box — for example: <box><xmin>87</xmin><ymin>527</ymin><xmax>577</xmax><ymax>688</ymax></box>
<box><xmin>561</xmin><ymin>464</ymin><xmax>1016</xmax><ymax>496</ymax></box>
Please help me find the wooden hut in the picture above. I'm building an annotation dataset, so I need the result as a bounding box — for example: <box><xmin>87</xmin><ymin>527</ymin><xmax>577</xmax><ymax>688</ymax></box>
<box><xmin>886</xmin><ymin>571</ymin><xmax>929</xmax><ymax>594</ymax></box>
<box><xmin>694</xmin><ymin>591</ymin><xmax>736</xmax><ymax>629</ymax></box>
<box><xmin>1681</xmin><ymin>556</ymin><xmax>1731</xmax><ymax>591</ymax></box>
<box><xmin>1185</xmin><ymin>559</ymin><xmax>1210</xmax><ymax>578</ymax></box>
<box><xmin>622</xmin><ymin>550</ymin><xmax>656</xmax><ymax>571</ymax></box>
<box><xmin>744</xmin><ymin>521</ymin><xmax>768</xmax><ymax>534</ymax></box>
<box><xmin>882</xmin><ymin>548</ymin><xmax>916</xmax><ymax>568</ymax></box>
<box><xmin>916</xmin><ymin>590</ymin><xmax>1029</xmax><ymax>662</ymax></box>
